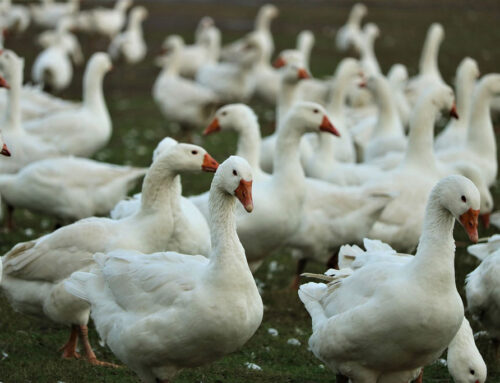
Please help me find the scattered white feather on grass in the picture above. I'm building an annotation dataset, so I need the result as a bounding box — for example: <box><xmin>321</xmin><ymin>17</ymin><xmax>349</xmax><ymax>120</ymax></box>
<box><xmin>245</xmin><ymin>362</ymin><xmax>262</xmax><ymax>371</ymax></box>
<box><xmin>268</xmin><ymin>328</ymin><xmax>278</xmax><ymax>337</ymax></box>
<box><xmin>287</xmin><ymin>338</ymin><xmax>301</xmax><ymax>346</ymax></box>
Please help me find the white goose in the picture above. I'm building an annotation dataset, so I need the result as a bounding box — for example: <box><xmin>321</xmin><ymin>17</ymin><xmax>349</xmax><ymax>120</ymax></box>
<box><xmin>387</xmin><ymin>63</ymin><xmax>411</xmax><ymax>128</ymax></box>
<box><xmin>30</xmin><ymin>0</ymin><xmax>79</xmax><ymax>29</ymax></box>
<box><xmin>299</xmin><ymin>175</ymin><xmax>480</xmax><ymax>383</ymax></box>
<box><xmin>0</xmin><ymin>0</ymin><xmax>30</xmax><ymax>33</ymax></box>
<box><xmin>24</xmin><ymin>52</ymin><xmax>112</xmax><ymax>158</ymax></box>
<box><xmin>466</xmin><ymin>235</ymin><xmax>500</xmax><ymax>360</ymax></box>
<box><xmin>32</xmin><ymin>21</ymin><xmax>83</xmax><ymax>91</ymax></box>
<box><xmin>435</xmin><ymin>58</ymin><xmax>480</xmax><ymax>150</ymax></box>
<box><xmin>0</xmin><ymin>51</ymin><xmax>61</xmax><ymax>175</ymax></box>
<box><xmin>1</xmin><ymin>141</ymin><xmax>218</xmax><ymax>365</ymax></box>
<box><xmin>0</xmin><ymin>157</ymin><xmax>147</xmax><ymax>223</ymax></box>
<box><xmin>196</xmin><ymin>32</ymin><xmax>264</xmax><ymax>103</ymax></box>
<box><xmin>64</xmin><ymin>156</ymin><xmax>262</xmax><ymax>383</ymax></box>
<box><xmin>356</xmin><ymin>23</ymin><xmax>381</xmax><ymax>77</ymax></box>
<box><xmin>438</xmin><ymin>74</ymin><xmax>500</xmax><ymax>187</ymax></box>
<box><xmin>108</xmin><ymin>6</ymin><xmax>148</xmax><ymax>64</ymax></box>
<box><xmin>153</xmin><ymin>35</ymin><xmax>220</xmax><ymax>132</ymax></box>
<box><xmin>335</xmin><ymin>3</ymin><xmax>367</xmax><ymax>51</ymax></box>
<box><xmin>89</xmin><ymin>0</ymin><xmax>133</xmax><ymax>40</ymax></box>
<box><xmin>406</xmin><ymin>23</ymin><xmax>446</xmax><ymax>106</ymax></box>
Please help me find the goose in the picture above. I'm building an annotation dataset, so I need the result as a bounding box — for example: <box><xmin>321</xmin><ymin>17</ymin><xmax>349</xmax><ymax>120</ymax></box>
<box><xmin>0</xmin><ymin>0</ymin><xmax>30</xmax><ymax>33</ymax></box>
<box><xmin>335</xmin><ymin>3</ymin><xmax>367</xmax><ymax>51</ymax></box>
<box><xmin>30</xmin><ymin>0</ymin><xmax>79</xmax><ymax>29</ymax></box>
<box><xmin>273</xmin><ymin>30</ymin><xmax>314</xmax><ymax>73</ymax></box>
<box><xmin>196</xmin><ymin>31</ymin><xmax>264</xmax><ymax>103</ymax></box>
<box><xmin>406</xmin><ymin>23</ymin><xmax>446</xmax><ymax>107</ymax></box>
<box><xmin>155</xmin><ymin>17</ymin><xmax>217</xmax><ymax>79</ymax></box>
<box><xmin>221</xmin><ymin>3</ymin><xmax>278</xmax><ymax>64</ymax></box>
<box><xmin>108</xmin><ymin>6</ymin><xmax>148</xmax><ymax>64</ymax></box>
<box><xmin>438</xmin><ymin>74</ymin><xmax>500</xmax><ymax>187</ymax></box>
<box><xmin>1</xmin><ymin>141</ymin><xmax>218</xmax><ymax>365</ymax></box>
<box><xmin>260</xmin><ymin>63</ymin><xmax>310</xmax><ymax>173</ymax></box>
<box><xmin>0</xmin><ymin>52</ymin><xmax>61</xmax><ymax>175</ymax></box>
<box><xmin>299</xmin><ymin>175</ymin><xmax>480</xmax><ymax>383</ymax></box>
<box><xmin>192</xmin><ymin>102</ymin><xmax>339</xmax><ymax>272</ymax></box>
<box><xmin>351</xmin><ymin>74</ymin><xmax>406</xmax><ymax>162</ymax></box>
<box><xmin>0</xmin><ymin>157</ymin><xmax>147</xmax><ymax>224</ymax></box>
<box><xmin>110</xmin><ymin>138</ymin><xmax>213</xmax><ymax>252</ymax></box>
<box><xmin>153</xmin><ymin>35</ymin><xmax>220</xmax><ymax>133</ymax></box>
<box><xmin>435</xmin><ymin>58</ymin><xmax>480</xmax><ymax>150</ymax></box>
<box><xmin>466</xmin><ymin>236</ymin><xmax>500</xmax><ymax>360</ymax></box>
<box><xmin>64</xmin><ymin>156</ymin><xmax>262</xmax><ymax>383</ymax></box>
<box><xmin>24</xmin><ymin>52</ymin><xmax>112</xmax><ymax>158</ymax></box>
<box><xmin>32</xmin><ymin>21</ymin><xmax>84</xmax><ymax>91</ymax></box>
<box><xmin>387</xmin><ymin>63</ymin><xmax>411</xmax><ymax>128</ymax></box>
<box><xmin>89</xmin><ymin>0</ymin><xmax>133</xmax><ymax>40</ymax></box>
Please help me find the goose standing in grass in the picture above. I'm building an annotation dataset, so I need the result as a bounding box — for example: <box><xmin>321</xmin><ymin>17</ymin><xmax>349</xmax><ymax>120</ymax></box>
<box><xmin>299</xmin><ymin>175</ymin><xmax>480</xmax><ymax>383</ymax></box>
<box><xmin>435</xmin><ymin>58</ymin><xmax>480</xmax><ymax>150</ymax></box>
<box><xmin>466</xmin><ymin>235</ymin><xmax>500</xmax><ymax>360</ymax></box>
<box><xmin>438</xmin><ymin>74</ymin><xmax>500</xmax><ymax>187</ymax></box>
<box><xmin>65</xmin><ymin>156</ymin><xmax>262</xmax><ymax>383</ymax></box>
<box><xmin>153</xmin><ymin>35</ymin><xmax>220</xmax><ymax>134</ymax></box>
<box><xmin>0</xmin><ymin>52</ymin><xmax>61</xmax><ymax>175</ymax></box>
<box><xmin>0</xmin><ymin>157</ymin><xmax>147</xmax><ymax>226</ymax></box>
<box><xmin>1</xmin><ymin>141</ymin><xmax>218</xmax><ymax>365</ymax></box>
<box><xmin>406</xmin><ymin>23</ymin><xmax>446</xmax><ymax>106</ymax></box>
<box><xmin>24</xmin><ymin>52</ymin><xmax>113</xmax><ymax>158</ymax></box>
<box><xmin>32</xmin><ymin>20</ymin><xmax>84</xmax><ymax>92</ymax></box>
<box><xmin>108</xmin><ymin>6</ymin><xmax>148</xmax><ymax>64</ymax></box>
<box><xmin>336</xmin><ymin>3</ymin><xmax>367</xmax><ymax>51</ymax></box>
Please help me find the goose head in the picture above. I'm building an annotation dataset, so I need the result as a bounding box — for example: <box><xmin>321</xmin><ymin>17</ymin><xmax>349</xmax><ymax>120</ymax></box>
<box><xmin>457</xmin><ymin>57</ymin><xmax>480</xmax><ymax>84</ymax></box>
<box><xmin>447</xmin><ymin>320</ymin><xmax>487</xmax><ymax>383</ymax></box>
<box><xmin>387</xmin><ymin>63</ymin><xmax>408</xmax><ymax>88</ymax></box>
<box><xmin>349</xmin><ymin>3</ymin><xmax>367</xmax><ymax>24</ymax></box>
<box><xmin>87</xmin><ymin>52</ymin><xmax>112</xmax><ymax>75</ymax></box>
<box><xmin>257</xmin><ymin>4</ymin><xmax>279</xmax><ymax>26</ymax></box>
<box><xmin>130</xmin><ymin>6</ymin><xmax>148</xmax><ymax>22</ymax></box>
<box><xmin>436</xmin><ymin>175</ymin><xmax>480</xmax><ymax>243</ymax></box>
<box><xmin>273</xmin><ymin>50</ymin><xmax>305</xmax><ymax>68</ymax></box>
<box><xmin>476</xmin><ymin>73</ymin><xmax>500</xmax><ymax>98</ymax></box>
<box><xmin>420</xmin><ymin>84</ymin><xmax>458</xmax><ymax>120</ymax></box>
<box><xmin>334</xmin><ymin>58</ymin><xmax>363</xmax><ymax>85</ymax></box>
<box><xmin>278</xmin><ymin>62</ymin><xmax>310</xmax><ymax>85</ymax></box>
<box><xmin>116</xmin><ymin>0</ymin><xmax>133</xmax><ymax>12</ymax></box>
<box><xmin>205</xmin><ymin>104</ymin><xmax>257</xmax><ymax>136</ymax></box>
<box><xmin>0</xmin><ymin>50</ymin><xmax>23</xmax><ymax>83</ymax></box>
<box><xmin>153</xmin><ymin>137</ymin><xmax>218</xmax><ymax>173</ymax></box>
<box><xmin>428</xmin><ymin>23</ymin><xmax>445</xmax><ymax>47</ymax></box>
<box><xmin>215</xmin><ymin>155</ymin><xmax>254</xmax><ymax>212</ymax></box>
<box><xmin>162</xmin><ymin>34</ymin><xmax>184</xmax><ymax>55</ymax></box>
<box><xmin>283</xmin><ymin>102</ymin><xmax>340</xmax><ymax>137</ymax></box>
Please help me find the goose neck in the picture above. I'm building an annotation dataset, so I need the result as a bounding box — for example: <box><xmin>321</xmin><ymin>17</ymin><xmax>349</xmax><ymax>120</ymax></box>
<box><xmin>419</xmin><ymin>33</ymin><xmax>440</xmax><ymax>76</ymax></box>
<box><xmin>374</xmin><ymin>82</ymin><xmax>401</xmax><ymax>135</ymax></box>
<box><xmin>455</xmin><ymin>73</ymin><xmax>475</xmax><ymax>125</ymax></box>
<box><xmin>277</xmin><ymin>80</ymin><xmax>299</xmax><ymax>127</ymax></box>
<box><xmin>140</xmin><ymin>162</ymin><xmax>181</xmax><ymax>214</ymax></box>
<box><xmin>467</xmin><ymin>85</ymin><xmax>495</xmax><ymax>156</ymax></box>
<box><xmin>327</xmin><ymin>78</ymin><xmax>350</xmax><ymax>115</ymax></box>
<box><xmin>273</xmin><ymin>120</ymin><xmax>305</xmax><ymax>185</ymax></box>
<box><xmin>235</xmin><ymin>119</ymin><xmax>262</xmax><ymax>170</ymax></box>
<box><xmin>4</xmin><ymin>64</ymin><xmax>21</xmax><ymax>130</ymax></box>
<box><xmin>83</xmin><ymin>65</ymin><xmax>107</xmax><ymax>115</ymax></box>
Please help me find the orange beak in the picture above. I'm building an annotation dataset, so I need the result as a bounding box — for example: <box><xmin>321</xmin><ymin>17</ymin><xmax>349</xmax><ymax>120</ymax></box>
<box><xmin>358</xmin><ymin>79</ymin><xmax>367</xmax><ymax>88</ymax></box>
<box><xmin>450</xmin><ymin>102</ymin><xmax>459</xmax><ymax>119</ymax></box>
<box><xmin>1</xmin><ymin>143</ymin><xmax>10</xmax><ymax>157</ymax></box>
<box><xmin>203</xmin><ymin>117</ymin><xmax>220</xmax><ymax>135</ymax></box>
<box><xmin>320</xmin><ymin>115</ymin><xmax>340</xmax><ymax>137</ymax></box>
<box><xmin>0</xmin><ymin>77</ymin><xmax>10</xmax><ymax>89</ymax></box>
<box><xmin>235</xmin><ymin>179</ymin><xmax>253</xmax><ymax>212</ymax></box>
<box><xmin>273</xmin><ymin>56</ymin><xmax>286</xmax><ymax>68</ymax></box>
<box><xmin>480</xmin><ymin>212</ymin><xmax>490</xmax><ymax>229</ymax></box>
<box><xmin>201</xmin><ymin>153</ymin><xmax>218</xmax><ymax>172</ymax></box>
<box><xmin>459</xmin><ymin>208</ymin><xmax>479</xmax><ymax>243</ymax></box>
<box><xmin>297</xmin><ymin>68</ymin><xmax>310</xmax><ymax>79</ymax></box>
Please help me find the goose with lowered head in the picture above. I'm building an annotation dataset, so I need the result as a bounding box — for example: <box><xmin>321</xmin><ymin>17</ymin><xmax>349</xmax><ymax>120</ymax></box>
<box><xmin>153</xmin><ymin>35</ymin><xmax>220</xmax><ymax>133</ymax></box>
<box><xmin>24</xmin><ymin>52</ymin><xmax>112</xmax><ymax>158</ymax></box>
<box><xmin>108</xmin><ymin>6</ymin><xmax>148</xmax><ymax>64</ymax></box>
<box><xmin>64</xmin><ymin>156</ymin><xmax>263</xmax><ymax>383</ymax></box>
<box><xmin>299</xmin><ymin>175</ymin><xmax>480</xmax><ymax>383</ymax></box>
<box><xmin>1</xmin><ymin>141</ymin><xmax>218</xmax><ymax>365</ymax></box>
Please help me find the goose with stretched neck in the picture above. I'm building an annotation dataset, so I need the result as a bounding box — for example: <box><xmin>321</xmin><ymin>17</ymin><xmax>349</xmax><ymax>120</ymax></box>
<box><xmin>64</xmin><ymin>156</ymin><xmax>263</xmax><ymax>383</ymax></box>
<box><xmin>24</xmin><ymin>52</ymin><xmax>112</xmax><ymax>158</ymax></box>
<box><xmin>108</xmin><ymin>6</ymin><xmax>148</xmax><ymax>64</ymax></box>
<box><xmin>336</xmin><ymin>3</ymin><xmax>367</xmax><ymax>51</ymax></box>
<box><xmin>0</xmin><ymin>51</ymin><xmax>60</xmax><ymax>175</ymax></box>
<box><xmin>1</xmin><ymin>141</ymin><xmax>218</xmax><ymax>366</ymax></box>
<box><xmin>259</xmin><ymin>63</ymin><xmax>310</xmax><ymax>173</ymax></box>
<box><xmin>466</xmin><ymin>236</ymin><xmax>500</xmax><ymax>362</ymax></box>
<box><xmin>356</xmin><ymin>23</ymin><xmax>381</xmax><ymax>77</ymax></box>
<box><xmin>153</xmin><ymin>35</ymin><xmax>221</xmax><ymax>134</ymax></box>
<box><xmin>438</xmin><ymin>74</ymin><xmax>500</xmax><ymax>187</ymax></box>
<box><xmin>194</xmin><ymin>102</ymin><xmax>339</xmax><ymax>272</ymax></box>
<box><xmin>406</xmin><ymin>23</ymin><xmax>446</xmax><ymax>106</ymax></box>
<box><xmin>435</xmin><ymin>58</ymin><xmax>480</xmax><ymax>151</ymax></box>
<box><xmin>299</xmin><ymin>175</ymin><xmax>480</xmax><ymax>383</ymax></box>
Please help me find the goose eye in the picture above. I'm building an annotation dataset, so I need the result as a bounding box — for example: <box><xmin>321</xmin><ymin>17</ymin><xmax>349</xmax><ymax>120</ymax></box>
<box><xmin>222</xmin><ymin>111</ymin><xmax>227</xmax><ymax>116</ymax></box>
<box><xmin>461</xmin><ymin>195</ymin><xmax>467</xmax><ymax>203</ymax></box>
<box><xmin>313</xmin><ymin>109</ymin><xmax>319</xmax><ymax>113</ymax></box>
<box><xmin>470</xmin><ymin>369</ymin><xmax>475</xmax><ymax>375</ymax></box>
<box><xmin>233</xmin><ymin>170</ymin><xmax>237</xmax><ymax>176</ymax></box>
<box><xmin>191</xmin><ymin>150</ymin><xmax>198</xmax><ymax>155</ymax></box>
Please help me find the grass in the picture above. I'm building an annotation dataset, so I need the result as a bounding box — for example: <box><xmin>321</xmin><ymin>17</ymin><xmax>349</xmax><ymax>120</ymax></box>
<box><xmin>1</xmin><ymin>0</ymin><xmax>500</xmax><ymax>382</ymax></box>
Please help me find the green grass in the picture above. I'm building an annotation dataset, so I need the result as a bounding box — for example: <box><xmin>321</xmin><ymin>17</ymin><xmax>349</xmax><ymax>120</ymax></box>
<box><xmin>1</xmin><ymin>0</ymin><xmax>500</xmax><ymax>382</ymax></box>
